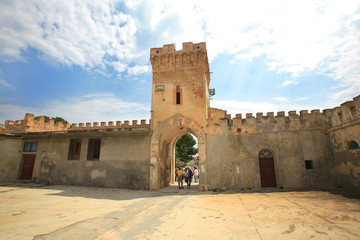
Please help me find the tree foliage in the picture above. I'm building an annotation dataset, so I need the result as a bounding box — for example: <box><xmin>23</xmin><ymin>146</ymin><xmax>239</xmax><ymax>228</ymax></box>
<box><xmin>175</xmin><ymin>134</ymin><xmax>198</xmax><ymax>165</ymax></box>
<box><xmin>35</xmin><ymin>115</ymin><xmax>69</xmax><ymax>125</ymax></box>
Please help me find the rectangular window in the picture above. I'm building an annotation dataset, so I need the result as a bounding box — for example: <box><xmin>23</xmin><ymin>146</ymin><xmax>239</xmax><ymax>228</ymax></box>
<box><xmin>23</xmin><ymin>142</ymin><xmax>38</xmax><ymax>152</ymax></box>
<box><xmin>176</xmin><ymin>86</ymin><xmax>181</xmax><ymax>105</ymax></box>
<box><xmin>68</xmin><ymin>139</ymin><xmax>82</xmax><ymax>160</ymax></box>
<box><xmin>305</xmin><ymin>160</ymin><xmax>313</xmax><ymax>170</ymax></box>
<box><xmin>87</xmin><ymin>138</ymin><xmax>101</xmax><ymax>160</ymax></box>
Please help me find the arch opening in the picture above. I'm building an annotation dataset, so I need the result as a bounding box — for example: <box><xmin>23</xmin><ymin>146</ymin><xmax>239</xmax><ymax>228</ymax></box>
<box><xmin>173</xmin><ymin>134</ymin><xmax>199</xmax><ymax>189</ymax></box>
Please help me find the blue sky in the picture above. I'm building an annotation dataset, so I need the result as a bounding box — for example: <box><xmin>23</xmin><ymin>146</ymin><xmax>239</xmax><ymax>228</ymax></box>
<box><xmin>0</xmin><ymin>0</ymin><xmax>359</xmax><ymax>124</ymax></box>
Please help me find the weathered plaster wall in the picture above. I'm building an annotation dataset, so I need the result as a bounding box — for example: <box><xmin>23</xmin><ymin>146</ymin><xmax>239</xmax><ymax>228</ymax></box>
<box><xmin>327</xmin><ymin>95</ymin><xmax>360</xmax><ymax>189</ymax></box>
<box><xmin>205</xmin><ymin>106</ymin><xmax>334</xmax><ymax>191</ymax></box>
<box><xmin>0</xmin><ymin>137</ymin><xmax>22</xmax><ymax>182</ymax></box>
<box><xmin>329</xmin><ymin>124</ymin><xmax>360</xmax><ymax>188</ymax></box>
<box><xmin>206</xmin><ymin>130</ymin><xmax>332</xmax><ymax>191</ymax></box>
<box><xmin>26</xmin><ymin>132</ymin><xmax>151</xmax><ymax>189</ymax></box>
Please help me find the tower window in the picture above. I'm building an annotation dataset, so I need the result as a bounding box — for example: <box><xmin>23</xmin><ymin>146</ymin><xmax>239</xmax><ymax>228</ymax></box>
<box><xmin>176</xmin><ymin>86</ymin><xmax>181</xmax><ymax>105</ymax></box>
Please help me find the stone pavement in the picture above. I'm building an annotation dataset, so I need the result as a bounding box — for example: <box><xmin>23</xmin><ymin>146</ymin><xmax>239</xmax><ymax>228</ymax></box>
<box><xmin>0</xmin><ymin>183</ymin><xmax>359</xmax><ymax>240</ymax></box>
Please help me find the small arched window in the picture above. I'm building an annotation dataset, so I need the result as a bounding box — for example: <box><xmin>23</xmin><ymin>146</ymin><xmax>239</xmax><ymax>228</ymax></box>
<box><xmin>349</xmin><ymin>141</ymin><xmax>360</xmax><ymax>150</ymax></box>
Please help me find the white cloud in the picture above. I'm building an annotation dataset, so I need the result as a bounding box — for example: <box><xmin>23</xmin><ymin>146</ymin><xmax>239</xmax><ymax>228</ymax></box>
<box><xmin>0</xmin><ymin>93</ymin><xmax>151</xmax><ymax>124</ymax></box>
<box><xmin>0</xmin><ymin>1</ymin><xmax>141</xmax><ymax>71</ymax></box>
<box><xmin>197</xmin><ymin>0</ymin><xmax>360</xmax><ymax>100</ymax></box>
<box><xmin>276</xmin><ymin>80</ymin><xmax>297</xmax><ymax>88</ymax></box>
<box><xmin>0</xmin><ymin>79</ymin><xmax>13</xmax><ymax>89</ymax></box>
<box><xmin>127</xmin><ymin>65</ymin><xmax>150</xmax><ymax>76</ymax></box>
<box><xmin>0</xmin><ymin>0</ymin><xmax>359</xmax><ymax>103</ymax></box>
<box><xmin>111</xmin><ymin>62</ymin><xmax>127</xmax><ymax>73</ymax></box>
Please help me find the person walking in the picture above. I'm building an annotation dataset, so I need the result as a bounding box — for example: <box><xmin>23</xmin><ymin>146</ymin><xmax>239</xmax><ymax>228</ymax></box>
<box><xmin>175</xmin><ymin>168</ymin><xmax>178</xmax><ymax>182</ymax></box>
<box><xmin>187</xmin><ymin>168</ymin><xmax>193</xmax><ymax>189</ymax></box>
<box><xmin>177</xmin><ymin>168</ymin><xmax>184</xmax><ymax>189</ymax></box>
<box><xmin>183</xmin><ymin>168</ymin><xmax>187</xmax><ymax>186</ymax></box>
<box><xmin>193</xmin><ymin>167</ymin><xmax>199</xmax><ymax>183</ymax></box>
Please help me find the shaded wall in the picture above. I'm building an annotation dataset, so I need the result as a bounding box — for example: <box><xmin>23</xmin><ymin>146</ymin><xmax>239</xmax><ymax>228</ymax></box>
<box><xmin>0</xmin><ymin>136</ymin><xmax>22</xmax><ymax>182</ymax></box>
<box><xmin>26</xmin><ymin>132</ymin><xmax>151</xmax><ymax>189</ymax></box>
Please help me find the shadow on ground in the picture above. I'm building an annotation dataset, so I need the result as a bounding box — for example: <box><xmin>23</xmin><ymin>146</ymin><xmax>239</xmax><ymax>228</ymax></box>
<box><xmin>1</xmin><ymin>182</ymin><xmax>359</xmax><ymax>202</ymax></box>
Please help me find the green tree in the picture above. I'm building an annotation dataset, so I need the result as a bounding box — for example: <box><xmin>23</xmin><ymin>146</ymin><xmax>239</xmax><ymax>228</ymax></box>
<box><xmin>35</xmin><ymin>115</ymin><xmax>69</xmax><ymax>125</ymax></box>
<box><xmin>51</xmin><ymin>117</ymin><xmax>69</xmax><ymax>125</ymax></box>
<box><xmin>175</xmin><ymin>134</ymin><xmax>198</xmax><ymax>166</ymax></box>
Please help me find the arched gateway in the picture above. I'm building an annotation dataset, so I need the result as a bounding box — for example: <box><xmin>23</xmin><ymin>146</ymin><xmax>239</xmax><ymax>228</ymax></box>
<box><xmin>149</xmin><ymin>115</ymin><xmax>207</xmax><ymax>190</ymax></box>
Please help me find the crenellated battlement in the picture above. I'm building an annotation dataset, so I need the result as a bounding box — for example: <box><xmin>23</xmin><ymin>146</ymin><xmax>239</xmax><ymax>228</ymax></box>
<box><xmin>226</xmin><ymin>109</ymin><xmax>329</xmax><ymax>134</ymax></box>
<box><xmin>207</xmin><ymin>95</ymin><xmax>360</xmax><ymax>134</ymax></box>
<box><xmin>4</xmin><ymin>113</ymin><xmax>151</xmax><ymax>133</ymax></box>
<box><xmin>150</xmin><ymin>42</ymin><xmax>207</xmax><ymax>55</ymax></box>
<box><xmin>68</xmin><ymin>119</ymin><xmax>150</xmax><ymax>131</ymax></box>
<box><xmin>5</xmin><ymin>113</ymin><xmax>70</xmax><ymax>132</ymax></box>
<box><xmin>231</xmin><ymin>109</ymin><xmax>325</xmax><ymax>122</ymax></box>
<box><xmin>150</xmin><ymin>42</ymin><xmax>210</xmax><ymax>85</ymax></box>
<box><xmin>327</xmin><ymin>95</ymin><xmax>360</xmax><ymax>129</ymax></box>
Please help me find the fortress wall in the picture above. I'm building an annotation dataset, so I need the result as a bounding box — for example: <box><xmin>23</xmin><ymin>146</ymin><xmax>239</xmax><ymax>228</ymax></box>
<box><xmin>205</xmin><ymin>129</ymin><xmax>333</xmax><ymax>191</ymax></box>
<box><xmin>205</xmin><ymin>101</ymin><xmax>360</xmax><ymax>191</ymax></box>
<box><xmin>207</xmin><ymin>95</ymin><xmax>360</xmax><ymax>136</ymax></box>
<box><xmin>5</xmin><ymin>113</ymin><xmax>150</xmax><ymax>133</ymax></box>
<box><xmin>5</xmin><ymin>113</ymin><xmax>70</xmax><ymax>132</ymax></box>
<box><xmin>27</xmin><ymin>132</ymin><xmax>151</xmax><ymax>190</ymax></box>
<box><xmin>328</xmin><ymin>95</ymin><xmax>360</xmax><ymax>128</ymax></box>
<box><xmin>204</xmin><ymin>95</ymin><xmax>360</xmax><ymax>190</ymax></box>
<box><xmin>207</xmin><ymin>109</ymin><xmax>329</xmax><ymax>136</ymax></box>
<box><xmin>328</xmin><ymin>95</ymin><xmax>360</xmax><ymax>189</ymax></box>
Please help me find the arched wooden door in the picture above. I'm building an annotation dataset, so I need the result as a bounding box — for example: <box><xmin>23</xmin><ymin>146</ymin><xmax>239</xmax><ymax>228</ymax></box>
<box><xmin>258</xmin><ymin>150</ymin><xmax>276</xmax><ymax>188</ymax></box>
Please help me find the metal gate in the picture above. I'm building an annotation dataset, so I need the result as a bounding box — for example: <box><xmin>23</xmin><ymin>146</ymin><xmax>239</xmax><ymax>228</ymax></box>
<box><xmin>20</xmin><ymin>154</ymin><xmax>36</xmax><ymax>180</ymax></box>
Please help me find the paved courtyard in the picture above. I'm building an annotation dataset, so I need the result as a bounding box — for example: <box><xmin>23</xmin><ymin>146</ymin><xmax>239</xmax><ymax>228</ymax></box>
<box><xmin>0</xmin><ymin>183</ymin><xmax>359</xmax><ymax>240</ymax></box>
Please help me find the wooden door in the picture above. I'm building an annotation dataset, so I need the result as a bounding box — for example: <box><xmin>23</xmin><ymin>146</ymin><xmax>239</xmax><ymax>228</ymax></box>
<box><xmin>20</xmin><ymin>154</ymin><xmax>36</xmax><ymax>180</ymax></box>
<box><xmin>259</xmin><ymin>157</ymin><xmax>276</xmax><ymax>187</ymax></box>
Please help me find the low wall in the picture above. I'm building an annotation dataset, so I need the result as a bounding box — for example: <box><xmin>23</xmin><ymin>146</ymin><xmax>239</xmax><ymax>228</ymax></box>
<box><xmin>25</xmin><ymin>131</ymin><xmax>151</xmax><ymax>190</ymax></box>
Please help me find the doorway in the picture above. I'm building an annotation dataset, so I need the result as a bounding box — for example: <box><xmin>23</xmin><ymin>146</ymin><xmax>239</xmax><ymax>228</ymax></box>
<box><xmin>258</xmin><ymin>150</ymin><xmax>276</xmax><ymax>187</ymax></box>
<box><xmin>20</xmin><ymin>154</ymin><xmax>36</xmax><ymax>180</ymax></box>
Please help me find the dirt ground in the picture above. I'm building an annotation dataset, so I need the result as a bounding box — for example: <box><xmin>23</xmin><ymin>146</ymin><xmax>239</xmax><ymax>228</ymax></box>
<box><xmin>0</xmin><ymin>183</ymin><xmax>359</xmax><ymax>240</ymax></box>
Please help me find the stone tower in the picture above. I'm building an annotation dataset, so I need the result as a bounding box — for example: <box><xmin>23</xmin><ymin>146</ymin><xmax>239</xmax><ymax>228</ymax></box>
<box><xmin>149</xmin><ymin>42</ymin><xmax>210</xmax><ymax>190</ymax></box>
<box><xmin>150</xmin><ymin>42</ymin><xmax>211</xmax><ymax>127</ymax></box>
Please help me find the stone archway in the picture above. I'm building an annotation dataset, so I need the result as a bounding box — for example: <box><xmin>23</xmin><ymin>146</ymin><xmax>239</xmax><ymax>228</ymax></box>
<box><xmin>149</xmin><ymin>114</ymin><xmax>207</xmax><ymax>191</ymax></box>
